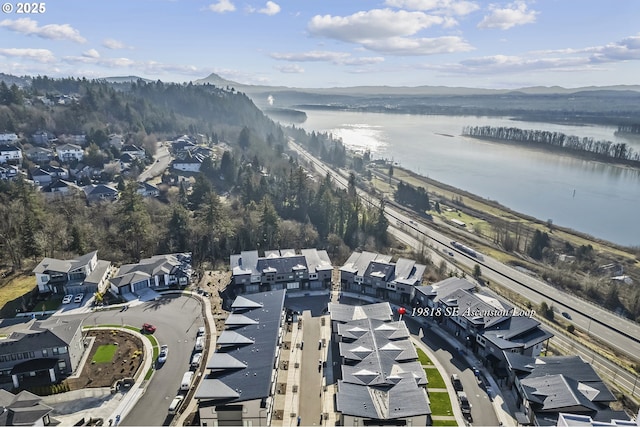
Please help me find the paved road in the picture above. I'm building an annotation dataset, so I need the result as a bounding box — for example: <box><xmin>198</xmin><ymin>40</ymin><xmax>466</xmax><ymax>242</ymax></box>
<box><xmin>298</xmin><ymin>311</ymin><xmax>323</xmax><ymax>426</ymax></box>
<box><xmin>138</xmin><ymin>142</ymin><xmax>171</xmax><ymax>182</ymax></box>
<box><xmin>62</xmin><ymin>294</ymin><xmax>204</xmax><ymax>426</ymax></box>
<box><xmin>290</xmin><ymin>140</ymin><xmax>640</xmax><ymax>363</ymax></box>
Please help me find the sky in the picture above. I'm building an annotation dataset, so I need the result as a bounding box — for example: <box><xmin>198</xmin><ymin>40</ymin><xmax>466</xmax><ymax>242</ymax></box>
<box><xmin>1</xmin><ymin>0</ymin><xmax>640</xmax><ymax>89</ymax></box>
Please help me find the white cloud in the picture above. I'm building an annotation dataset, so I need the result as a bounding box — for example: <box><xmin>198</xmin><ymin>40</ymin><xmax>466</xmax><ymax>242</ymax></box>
<box><xmin>0</xmin><ymin>18</ymin><xmax>86</xmax><ymax>43</ymax></box>
<box><xmin>308</xmin><ymin>9</ymin><xmax>445</xmax><ymax>42</ymax></box>
<box><xmin>0</xmin><ymin>48</ymin><xmax>56</xmax><ymax>63</ymax></box>
<box><xmin>102</xmin><ymin>38</ymin><xmax>131</xmax><ymax>50</ymax></box>
<box><xmin>385</xmin><ymin>0</ymin><xmax>480</xmax><ymax>16</ymax></box>
<box><xmin>478</xmin><ymin>1</ymin><xmax>538</xmax><ymax>30</ymax></box>
<box><xmin>307</xmin><ymin>9</ymin><xmax>473</xmax><ymax>56</ymax></box>
<box><xmin>208</xmin><ymin>0</ymin><xmax>235</xmax><ymax>13</ymax></box>
<box><xmin>82</xmin><ymin>49</ymin><xmax>100</xmax><ymax>58</ymax></box>
<box><xmin>270</xmin><ymin>50</ymin><xmax>385</xmax><ymax>65</ymax></box>
<box><xmin>275</xmin><ymin>64</ymin><xmax>304</xmax><ymax>73</ymax></box>
<box><xmin>362</xmin><ymin>36</ymin><xmax>473</xmax><ymax>55</ymax></box>
<box><xmin>259</xmin><ymin>1</ymin><xmax>280</xmax><ymax>16</ymax></box>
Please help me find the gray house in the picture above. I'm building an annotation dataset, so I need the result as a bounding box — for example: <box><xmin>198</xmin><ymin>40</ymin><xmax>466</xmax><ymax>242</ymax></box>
<box><xmin>230</xmin><ymin>249</ymin><xmax>333</xmax><ymax>294</ymax></box>
<box><xmin>33</xmin><ymin>251</ymin><xmax>112</xmax><ymax>296</ymax></box>
<box><xmin>340</xmin><ymin>251</ymin><xmax>426</xmax><ymax>304</ymax></box>
<box><xmin>108</xmin><ymin>253</ymin><xmax>192</xmax><ymax>297</ymax></box>
<box><xmin>0</xmin><ymin>317</ymin><xmax>85</xmax><ymax>390</ymax></box>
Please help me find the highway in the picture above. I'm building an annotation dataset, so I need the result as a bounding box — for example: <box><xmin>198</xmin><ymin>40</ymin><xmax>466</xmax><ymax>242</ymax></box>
<box><xmin>289</xmin><ymin>139</ymin><xmax>640</xmax><ymax>367</ymax></box>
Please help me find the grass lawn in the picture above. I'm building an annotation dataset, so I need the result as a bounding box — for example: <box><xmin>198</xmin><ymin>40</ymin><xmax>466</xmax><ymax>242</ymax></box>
<box><xmin>0</xmin><ymin>274</ymin><xmax>36</xmax><ymax>316</ymax></box>
<box><xmin>425</xmin><ymin>367</ymin><xmax>447</xmax><ymax>389</ymax></box>
<box><xmin>92</xmin><ymin>344</ymin><xmax>118</xmax><ymax>363</ymax></box>
<box><xmin>416</xmin><ymin>347</ymin><xmax>433</xmax><ymax>365</ymax></box>
<box><xmin>428</xmin><ymin>392</ymin><xmax>453</xmax><ymax>416</ymax></box>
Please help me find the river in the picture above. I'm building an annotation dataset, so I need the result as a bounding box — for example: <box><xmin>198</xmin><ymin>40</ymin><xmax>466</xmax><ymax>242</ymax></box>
<box><xmin>296</xmin><ymin>110</ymin><xmax>640</xmax><ymax>247</ymax></box>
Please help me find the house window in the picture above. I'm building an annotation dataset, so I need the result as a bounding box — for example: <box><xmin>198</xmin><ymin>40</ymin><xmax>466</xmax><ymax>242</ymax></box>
<box><xmin>52</xmin><ymin>348</ymin><xmax>59</xmax><ymax>355</ymax></box>
<box><xmin>58</xmin><ymin>360</ymin><xmax>66</xmax><ymax>371</ymax></box>
<box><xmin>42</xmin><ymin>349</ymin><xmax>48</xmax><ymax>357</ymax></box>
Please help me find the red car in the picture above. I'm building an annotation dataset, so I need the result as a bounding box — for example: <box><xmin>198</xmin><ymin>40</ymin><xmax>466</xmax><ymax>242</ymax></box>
<box><xmin>142</xmin><ymin>323</ymin><xmax>156</xmax><ymax>334</ymax></box>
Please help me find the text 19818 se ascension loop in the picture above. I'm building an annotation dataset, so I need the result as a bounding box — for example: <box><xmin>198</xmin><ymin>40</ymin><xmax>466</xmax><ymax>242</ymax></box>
<box><xmin>2</xmin><ymin>3</ymin><xmax>46</xmax><ymax>13</ymax></box>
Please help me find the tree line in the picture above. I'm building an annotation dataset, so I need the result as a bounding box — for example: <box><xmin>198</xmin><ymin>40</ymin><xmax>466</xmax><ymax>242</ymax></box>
<box><xmin>394</xmin><ymin>181</ymin><xmax>430</xmax><ymax>213</ymax></box>
<box><xmin>462</xmin><ymin>125</ymin><xmax>640</xmax><ymax>165</ymax></box>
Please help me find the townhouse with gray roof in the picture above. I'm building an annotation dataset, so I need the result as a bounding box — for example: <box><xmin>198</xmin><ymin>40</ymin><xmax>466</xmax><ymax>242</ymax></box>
<box><xmin>340</xmin><ymin>251</ymin><xmax>427</xmax><ymax>304</ymax></box>
<box><xmin>33</xmin><ymin>251</ymin><xmax>112</xmax><ymax>296</ymax></box>
<box><xmin>329</xmin><ymin>301</ymin><xmax>431</xmax><ymax>426</ymax></box>
<box><xmin>195</xmin><ymin>290</ymin><xmax>286</xmax><ymax>426</ymax></box>
<box><xmin>504</xmin><ymin>354</ymin><xmax>628</xmax><ymax>426</ymax></box>
<box><xmin>414</xmin><ymin>277</ymin><xmax>552</xmax><ymax>376</ymax></box>
<box><xmin>229</xmin><ymin>248</ymin><xmax>333</xmax><ymax>294</ymax></box>
<box><xmin>0</xmin><ymin>317</ymin><xmax>85</xmax><ymax>390</ymax></box>
<box><xmin>0</xmin><ymin>145</ymin><xmax>22</xmax><ymax>166</ymax></box>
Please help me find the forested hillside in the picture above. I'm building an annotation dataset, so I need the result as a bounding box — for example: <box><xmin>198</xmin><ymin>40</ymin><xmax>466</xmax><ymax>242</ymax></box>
<box><xmin>0</xmin><ymin>76</ymin><xmax>390</xmax><ymax>273</ymax></box>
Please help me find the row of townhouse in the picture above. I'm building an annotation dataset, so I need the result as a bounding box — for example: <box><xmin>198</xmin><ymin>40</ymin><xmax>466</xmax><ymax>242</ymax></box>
<box><xmin>230</xmin><ymin>249</ymin><xmax>333</xmax><ymax>293</ymax></box>
<box><xmin>414</xmin><ymin>277</ymin><xmax>553</xmax><ymax>375</ymax></box>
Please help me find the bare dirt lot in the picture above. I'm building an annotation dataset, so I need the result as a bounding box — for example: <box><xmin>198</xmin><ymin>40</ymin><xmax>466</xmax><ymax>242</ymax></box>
<box><xmin>67</xmin><ymin>330</ymin><xmax>144</xmax><ymax>390</ymax></box>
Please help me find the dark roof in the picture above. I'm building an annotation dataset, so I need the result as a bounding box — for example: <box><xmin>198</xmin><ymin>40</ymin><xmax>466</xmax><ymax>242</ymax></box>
<box><xmin>414</xmin><ymin>277</ymin><xmax>476</xmax><ymax>301</ymax></box>
<box><xmin>336</xmin><ymin>374</ymin><xmax>430</xmax><ymax>419</ymax></box>
<box><xmin>196</xmin><ymin>290</ymin><xmax>286</xmax><ymax>403</ymax></box>
<box><xmin>0</xmin><ymin>390</ymin><xmax>53</xmax><ymax>426</ymax></box>
<box><xmin>0</xmin><ymin>318</ymin><xmax>82</xmax><ymax>356</ymax></box>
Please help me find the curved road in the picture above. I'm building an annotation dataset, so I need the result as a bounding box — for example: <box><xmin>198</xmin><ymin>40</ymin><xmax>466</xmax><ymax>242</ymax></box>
<box><xmin>63</xmin><ymin>294</ymin><xmax>205</xmax><ymax>426</ymax></box>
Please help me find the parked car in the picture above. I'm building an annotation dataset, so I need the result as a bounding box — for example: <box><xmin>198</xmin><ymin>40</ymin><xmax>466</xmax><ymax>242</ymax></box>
<box><xmin>190</xmin><ymin>352</ymin><xmax>202</xmax><ymax>368</ymax></box>
<box><xmin>62</xmin><ymin>294</ymin><xmax>73</xmax><ymax>304</ymax></box>
<box><xmin>168</xmin><ymin>395</ymin><xmax>184</xmax><ymax>415</ymax></box>
<box><xmin>74</xmin><ymin>293</ymin><xmax>84</xmax><ymax>303</ymax></box>
<box><xmin>562</xmin><ymin>311</ymin><xmax>572</xmax><ymax>320</ymax></box>
<box><xmin>197</xmin><ymin>326</ymin><xmax>206</xmax><ymax>337</ymax></box>
<box><xmin>158</xmin><ymin>345</ymin><xmax>169</xmax><ymax>364</ymax></box>
<box><xmin>451</xmin><ymin>374</ymin><xmax>463</xmax><ymax>391</ymax></box>
<box><xmin>142</xmin><ymin>323</ymin><xmax>156</xmax><ymax>334</ymax></box>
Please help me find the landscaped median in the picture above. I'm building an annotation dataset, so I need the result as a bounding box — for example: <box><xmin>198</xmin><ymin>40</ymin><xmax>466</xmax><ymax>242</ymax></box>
<box><xmin>82</xmin><ymin>325</ymin><xmax>159</xmax><ymax>381</ymax></box>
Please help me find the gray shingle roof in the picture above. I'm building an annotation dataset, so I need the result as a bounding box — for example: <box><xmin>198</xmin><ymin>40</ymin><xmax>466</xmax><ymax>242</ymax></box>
<box><xmin>329</xmin><ymin>302</ymin><xmax>393</xmax><ymax>323</ymax></box>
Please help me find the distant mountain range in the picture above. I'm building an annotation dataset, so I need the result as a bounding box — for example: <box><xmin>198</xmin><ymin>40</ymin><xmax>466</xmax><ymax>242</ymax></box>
<box><xmin>194</xmin><ymin>72</ymin><xmax>640</xmax><ymax>96</ymax></box>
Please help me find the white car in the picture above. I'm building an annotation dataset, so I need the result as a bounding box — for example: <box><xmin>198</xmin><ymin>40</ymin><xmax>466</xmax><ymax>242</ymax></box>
<box><xmin>74</xmin><ymin>293</ymin><xmax>84</xmax><ymax>303</ymax></box>
<box><xmin>197</xmin><ymin>326</ymin><xmax>206</xmax><ymax>337</ymax></box>
<box><xmin>158</xmin><ymin>345</ymin><xmax>169</xmax><ymax>364</ymax></box>
<box><xmin>62</xmin><ymin>294</ymin><xmax>73</xmax><ymax>304</ymax></box>
<box><xmin>190</xmin><ymin>352</ymin><xmax>202</xmax><ymax>368</ymax></box>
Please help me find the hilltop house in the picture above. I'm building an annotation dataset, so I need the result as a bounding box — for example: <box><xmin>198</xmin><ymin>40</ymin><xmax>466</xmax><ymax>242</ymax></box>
<box><xmin>24</xmin><ymin>146</ymin><xmax>55</xmax><ymax>164</ymax></box>
<box><xmin>229</xmin><ymin>248</ymin><xmax>333</xmax><ymax>294</ymax></box>
<box><xmin>0</xmin><ymin>317</ymin><xmax>85</xmax><ymax>390</ymax></box>
<box><xmin>55</xmin><ymin>144</ymin><xmax>83</xmax><ymax>163</ymax></box>
<box><xmin>121</xmin><ymin>144</ymin><xmax>146</xmax><ymax>160</ymax></box>
<box><xmin>29</xmin><ymin>165</ymin><xmax>69</xmax><ymax>187</ymax></box>
<box><xmin>0</xmin><ymin>133</ymin><xmax>18</xmax><ymax>143</ymax></box>
<box><xmin>340</xmin><ymin>251</ymin><xmax>427</xmax><ymax>304</ymax></box>
<box><xmin>0</xmin><ymin>145</ymin><xmax>22</xmax><ymax>165</ymax></box>
<box><xmin>32</xmin><ymin>251</ymin><xmax>112</xmax><ymax>296</ymax></box>
<box><xmin>172</xmin><ymin>152</ymin><xmax>204</xmax><ymax>172</ymax></box>
<box><xmin>0</xmin><ymin>165</ymin><xmax>20</xmax><ymax>181</ymax></box>
<box><xmin>83</xmin><ymin>184</ymin><xmax>119</xmax><ymax>203</ymax></box>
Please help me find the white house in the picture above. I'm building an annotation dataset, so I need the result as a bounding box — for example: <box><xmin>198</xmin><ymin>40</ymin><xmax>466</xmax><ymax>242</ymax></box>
<box><xmin>56</xmin><ymin>143</ymin><xmax>84</xmax><ymax>162</ymax></box>
<box><xmin>172</xmin><ymin>153</ymin><xmax>204</xmax><ymax>172</ymax></box>
<box><xmin>0</xmin><ymin>133</ymin><xmax>18</xmax><ymax>143</ymax></box>
<box><xmin>0</xmin><ymin>144</ymin><xmax>22</xmax><ymax>165</ymax></box>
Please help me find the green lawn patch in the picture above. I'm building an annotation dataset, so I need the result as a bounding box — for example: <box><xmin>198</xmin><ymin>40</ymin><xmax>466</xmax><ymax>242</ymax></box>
<box><xmin>92</xmin><ymin>344</ymin><xmax>118</xmax><ymax>363</ymax></box>
<box><xmin>416</xmin><ymin>347</ymin><xmax>432</xmax><ymax>365</ymax></box>
<box><xmin>425</xmin><ymin>367</ymin><xmax>446</xmax><ymax>389</ymax></box>
<box><xmin>428</xmin><ymin>392</ymin><xmax>453</xmax><ymax>416</ymax></box>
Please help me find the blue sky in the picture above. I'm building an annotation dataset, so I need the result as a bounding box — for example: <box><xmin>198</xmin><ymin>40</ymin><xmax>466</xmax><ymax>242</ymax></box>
<box><xmin>1</xmin><ymin>0</ymin><xmax>639</xmax><ymax>89</ymax></box>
